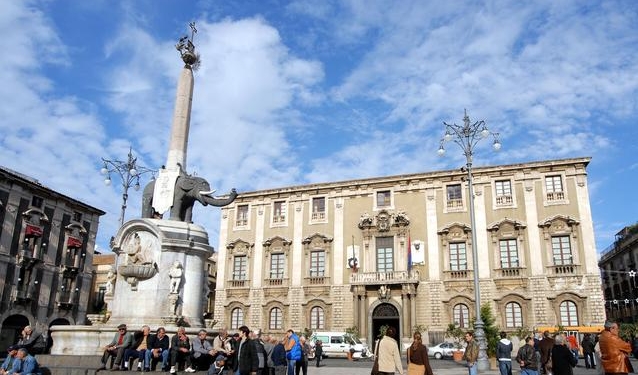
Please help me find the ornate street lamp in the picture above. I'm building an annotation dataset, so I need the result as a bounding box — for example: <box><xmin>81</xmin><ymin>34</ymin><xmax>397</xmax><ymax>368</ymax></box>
<box><xmin>100</xmin><ymin>147</ymin><xmax>155</xmax><ymax>226</ymax></box>
<box><xmin>438</xmin><ymin>109</ymin><xmax>501</xmax><ymax>371</ymax></box>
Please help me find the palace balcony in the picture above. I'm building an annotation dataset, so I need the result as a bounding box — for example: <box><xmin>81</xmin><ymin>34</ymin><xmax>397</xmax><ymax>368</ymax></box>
<box><xmin>349</xmin><ymin>270</ymin><xmax>419</xmax><ymax>286</ymax></box>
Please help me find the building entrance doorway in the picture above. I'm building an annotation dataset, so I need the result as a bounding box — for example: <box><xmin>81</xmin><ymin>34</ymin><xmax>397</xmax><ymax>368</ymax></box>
<box><xmin>371</xmin><ymin>303</ymin><xmax>400</xmax><ymax>351</ymax></box>
<box><xmin>0</xmin><ymin>314</ymin><xmax>29</xmax><ymax>351</ymax></box>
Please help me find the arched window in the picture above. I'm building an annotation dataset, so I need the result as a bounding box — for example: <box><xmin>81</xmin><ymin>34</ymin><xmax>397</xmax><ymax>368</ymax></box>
<box><xmin>559</xmin><ymin>301</ymin><xmax>578</xmax><ymax>326</ymax></box>
<box><xmin>231</xmin><ymin>307</ymin><xmax>243</xmax><ymax>329</ymax></box>
<box><xmin>453</xmin><ymin>304</ymin><xmax>470</xmax><ymax>328</ymax></box>
<box><xmin>310</xmin><ymin>306</ymin><xmax>324</xmax><ymax>330</ymax></box>
<box><xmin>269</xmin><ymin>307</ymin><xmax>283</xmax><ymax>330</ymax></box>
<box><xmin>504</xmin><ymin>302</ymin><xmax>523</xmax><ymax>328</ymax></box>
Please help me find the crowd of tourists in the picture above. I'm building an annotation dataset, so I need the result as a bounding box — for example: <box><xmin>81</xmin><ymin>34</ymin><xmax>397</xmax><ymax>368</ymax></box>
<box><xmin>491</xmin><ymin>320</ymin><xmax>635</xmax><ymax>375</ymax></box>
<box><xmin>98</xmin><ymin>324</ymin><xmax>312</xmax><ymax>375</ymax></box>
<box><xmin>371</xmin><ymin>319</ymin><xmax>638</xmax><ymax>375</ymax></box>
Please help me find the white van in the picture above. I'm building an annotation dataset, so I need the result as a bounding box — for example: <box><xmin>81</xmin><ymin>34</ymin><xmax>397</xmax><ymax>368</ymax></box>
<box><xmin>308</xmin><ymin>331</ymin><xmax>370</xmax><ymax>359</ymax></box>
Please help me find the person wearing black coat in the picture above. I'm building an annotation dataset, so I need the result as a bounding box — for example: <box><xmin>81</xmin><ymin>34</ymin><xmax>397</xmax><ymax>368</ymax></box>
<box><xmin>237</xmin><ymin>326</ymin><xmax>259</xmax><ymax>375</ymax></box>
<box><xmin>271</xmin><ymin>339</ymin><xmax>287</xmax><ymax>375</ymax></box>
<box><xmin>146</xmin><ymin>327</ymin><xmax>170</xmax><ymax>371</ymax></box>
<box><xmin>581</xmin><ymin>333</ymin><xmax>596</xmax><ymax>369</ymax></box>
<box><xmin>551</xmin><ymin>334</ymin><xmax>577</xmax><ymax>375</ymax></box>
<box><xmin>314</xmin><ymin>340</ymin><xmax>323</xmax><ymax>368</ymax></box>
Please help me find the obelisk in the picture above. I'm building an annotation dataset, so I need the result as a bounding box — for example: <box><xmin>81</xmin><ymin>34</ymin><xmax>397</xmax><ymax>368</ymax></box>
<box><xmin>153</xmin><ymin>23</ymin><xmax>199</xmax><ymax>215</ymax></box>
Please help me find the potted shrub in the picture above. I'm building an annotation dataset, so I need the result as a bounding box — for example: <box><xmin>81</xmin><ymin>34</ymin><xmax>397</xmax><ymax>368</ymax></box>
<box><xmin>446</xmin><ymin>323</ymin><xmax>466</xmax><ymax>361</ymax></box>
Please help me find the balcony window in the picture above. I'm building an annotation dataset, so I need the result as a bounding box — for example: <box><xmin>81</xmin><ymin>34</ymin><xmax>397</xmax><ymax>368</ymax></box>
<box><xmin>552</xmin><ymin>236</ymin><xmax>573</xmax><ymax>265</ymax></box>
<box><xmin>311</xmin><ymin>197</ymin><xmax>326</xmax><ymax>221</ymax></box>
<box><xmin>499</xmin><ymin>239</ymin><xmax>519</xmax><ymax>268</ymax></box>
<box><xmin>495</xmin><ymin>180</ymin><xmax>513</xmax><ymax>205</ymax></box>
<box><xmin>449</xmin><ymin>242</ymin><xmax>467</xmax><ymax>271</ymax></box>
<box><xmin>446</xmin><ymin>184</ymin><xmax>463</xmax><ymax>208</ymax></box>
<box><xmin>272</xmin><ymin>201</ymin><xmax>286</xmax><ymax>224</ymax></box>
<box><xmin>376</xmin><ymin>236</ymin><xmax>394</xmax><ymax>272</ymax></box>
<box><xmin>233</xmin><ymin>256</ymin><xmax>247</xmax><ymax>280</ymax></box>
<box><xmin>270</xmin><ymin>253</ymin><xmax>285</xmax><ymax>279</ymax></box>
<box><xmin>545</xmin><ymin>175</ymin><xmax>565</xmax><ymax>201</ymax></box>
<box><xmin>309</xmin><ymin>251</ymin><xmax>325</xmax><ymax>277</ymax></box>
<box><xmin>236</xmin><ymin>205</ymin><xmax>249</xmax><ymax>227</ymax></box>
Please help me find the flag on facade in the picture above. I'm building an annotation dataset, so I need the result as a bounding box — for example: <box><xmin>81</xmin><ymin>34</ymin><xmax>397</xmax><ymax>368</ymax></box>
<box><xmin>407</xmin><ymin>233</ymin><xmax>413</xmax><ymax>271</ymax></box>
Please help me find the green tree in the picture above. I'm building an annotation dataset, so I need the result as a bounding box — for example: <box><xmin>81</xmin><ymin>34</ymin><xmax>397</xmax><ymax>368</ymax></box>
<box><xmin>619</xmin><ymin>322</ymin><xmax>638</xmax><ymax>342</ymax></box>
<box><xmin>472</xmin><ymin>303</ymin><xmax>500</xmax><ymax>358</ymax></box>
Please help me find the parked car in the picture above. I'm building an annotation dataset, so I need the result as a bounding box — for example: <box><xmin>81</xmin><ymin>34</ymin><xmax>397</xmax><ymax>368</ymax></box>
<box><xmin>428</xmin><ymin>342</ymin><xmax>464</xmax><ymax>359</ymax></box>
<box><xmin>308</xmin><ymin>331</ymin><xmax>370</xmax><ymax>360</ymax></box>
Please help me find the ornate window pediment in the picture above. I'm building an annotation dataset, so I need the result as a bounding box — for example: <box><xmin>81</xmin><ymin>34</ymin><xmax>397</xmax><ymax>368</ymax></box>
<box><xmin>538</xmin><ymin>215</ymin><xmax>580</xmax><ymax>232</ymax></box>
<box><xmin>263</xmin><ymin>236</ymin><xmax>292</xmax><ymax>254</ymax></box>
<box><xmin>226</xmin><ymin>238</ymin><xmax>254</xmax><ymax>256</ymax></box>
<box><xmin>22</xmin><ymin>207</ymin><xmax>49</xmax><ymax>226</ymax></box>
<box><xmin>487</xmin><ymin>218</ymin><xmax>526</xmax><ymax>232</ymax></box>
<box><xmin>302</xmin><ymin>233</ymin><xmax>333</xmax><ymax>248</ymax></box>
<box><xmin>437</xmin><ymin>222</ymin><xmax>471</xmax><ymax>240</ymax></box>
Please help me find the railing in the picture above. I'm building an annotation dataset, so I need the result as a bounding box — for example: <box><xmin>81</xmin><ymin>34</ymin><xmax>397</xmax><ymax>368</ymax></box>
<box><xmin>227</xmin><ymin>280</ymin><xmax>247</xmax><ymax>288</ymax></box>
<box><xmin>496</xmin><ymin>195</ymin><xmax>513</xmax><ymax>205</ymax></box>
<box><xmin>447</xmin><ymin>199</ymin><xmax>463</xmax><ymax>209</ymax></box>
<box><xmin>548</xmin><ymin>264</ymin><xmax>579</xmax><ymax>275</ymax></box>
<box><xmin>305</xmin><ymin>276</ymin><xmax>329</xmax><ymax>285</ymax></box>
<box><xmin>272</xmin><ymin>215</ymin><xmax>286</xmax><ymax>224</ymax></box>
<box><xmin>546</xmin><ymin>191</ymin><xmax>565</xmax><ymax>201</ymax></box>
<box><xmin>265</xmin><ymin>278</ymin><xmax>288</xmax><ymax>286</ymax></box>
<box><xmin>497</xmin><ymin>267</ymin><xmax>523</xmax><ymax>278</ymax></box>
<box><xmin>235</xmin><ymin>219</ymin><xmax>248</xmax><ymax>227</ymax></box>
<box><xmin>600</xmin><ymin>228</ymin><xmax>638</xmax><ymax>261</ymax></box>
<box><xmin>311</xmin><ymin>212</ymin><xmax>326</xmax><ymax>220</ymax></box>
<box><xmin>443</xmin><ymin>270</ymin><xmax>471</xmax><ymax>280</ymax></box>
<box><xmin>350</xmin><ymin>270</ymin><xmax>419</xmax><ymax>285</ymax></box>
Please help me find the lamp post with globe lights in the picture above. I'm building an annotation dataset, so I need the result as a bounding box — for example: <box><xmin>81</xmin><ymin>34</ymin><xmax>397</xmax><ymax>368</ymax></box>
<box><xmin>437</xmin><ymin>110</ymin><xmax>501</xmax><ymax>371</ymax></box>
<box><xmin>100</xmin><ymin>147</ymin><xmax>155</xmax><ymax>227</ymax></box>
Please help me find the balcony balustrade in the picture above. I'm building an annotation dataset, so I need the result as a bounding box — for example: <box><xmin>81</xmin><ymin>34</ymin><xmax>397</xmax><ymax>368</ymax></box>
<box><xmin>349</xmin><ymin>270</ymin><xmax>419</xmax><ymax>285</ymax></box>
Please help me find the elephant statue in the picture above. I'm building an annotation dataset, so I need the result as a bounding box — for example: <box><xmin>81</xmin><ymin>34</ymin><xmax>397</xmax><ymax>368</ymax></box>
<box><xmin>142</xmin><ymin>172</ymin><xmax>238</xmax><ymax>222</ymax></box>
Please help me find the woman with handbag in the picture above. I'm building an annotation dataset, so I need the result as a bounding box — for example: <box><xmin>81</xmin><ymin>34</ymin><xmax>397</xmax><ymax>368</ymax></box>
<box><xmin>406</xmin><ymin>332</ymin><xmax>433</xmax><ymax>375</ymax></box>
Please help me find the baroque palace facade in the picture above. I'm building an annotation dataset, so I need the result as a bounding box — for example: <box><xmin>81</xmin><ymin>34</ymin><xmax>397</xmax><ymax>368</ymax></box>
<box><xmin>0</xmin><ymin>166</ymin><xmax>104</xmax><ymax>350</ymax></box>
<box><xmin>214</xmin><ymin>157</ymin><xmax>605</xmax><ymax>345</ymax></box>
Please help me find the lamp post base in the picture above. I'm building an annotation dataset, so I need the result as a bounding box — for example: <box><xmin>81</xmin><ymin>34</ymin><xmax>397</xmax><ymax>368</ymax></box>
<box><xmin>474</xmin><ymin>321</ymin><xmax>490</xmax><ymax>371</ymax></box>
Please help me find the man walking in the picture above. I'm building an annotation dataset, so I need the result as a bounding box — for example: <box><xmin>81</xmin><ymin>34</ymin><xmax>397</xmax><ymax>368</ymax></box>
<box><xmin>497</xmin><ymin>331</ymin><xmax>513</xmax><ymax>375</ymax></box>
<box><xmin>517</xmin><ymin>337</ymin><xmax>539</xmax><ymax>375</ymax></box>
<box><xmin>462</xmin><ymin>331</ymin><xmax>479</xmax><ymax>375</ymax></box>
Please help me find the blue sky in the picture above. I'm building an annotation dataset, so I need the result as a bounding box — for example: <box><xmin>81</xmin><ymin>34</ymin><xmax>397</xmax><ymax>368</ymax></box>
<box><xmin>1</xmin><ymin>1</ymin><xmax>637</xmax><ymax>255</ymax></box>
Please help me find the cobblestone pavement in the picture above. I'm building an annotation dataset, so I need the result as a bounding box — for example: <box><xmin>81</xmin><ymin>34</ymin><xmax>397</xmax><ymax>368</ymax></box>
<box><xmin>310</xmin><ymin>357</ymin><xmax>638</xmax><ymax>375</ymax></box>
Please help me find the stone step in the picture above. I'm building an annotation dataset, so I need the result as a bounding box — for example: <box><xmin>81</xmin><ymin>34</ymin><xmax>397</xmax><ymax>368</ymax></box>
<box><xmin>36</xmin><ymin>355</ymin><xmax>199</xmax><ymax>375</ymax></box>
